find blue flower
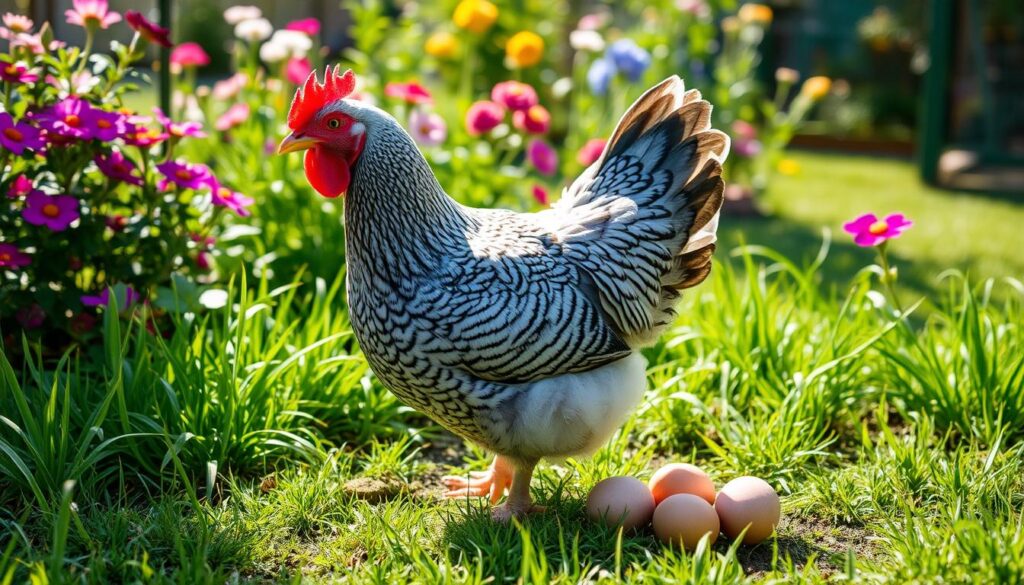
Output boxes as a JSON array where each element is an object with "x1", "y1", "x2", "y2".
[
  {"x1": 587, "y1": 57, "x2": 615, "y2": 96},
  {"x1": 607, "y1": 39, "x2": 651, "y2": 82}
]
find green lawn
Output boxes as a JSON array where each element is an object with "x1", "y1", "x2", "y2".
[{"x1": 2, "y1": 154, "x2": 1023, "y2": 583}]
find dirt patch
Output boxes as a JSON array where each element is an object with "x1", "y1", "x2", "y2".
[
  {"x1": 343, "y1": 476, "x2": 404, "y2": 504},
  {"x1": 735, "y1": 515, "x2": 879, "y2": 578}
]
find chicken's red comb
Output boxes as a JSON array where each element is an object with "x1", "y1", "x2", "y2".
[{"x1": 287, "y1": 66, "x2": 356, "y2": 131}]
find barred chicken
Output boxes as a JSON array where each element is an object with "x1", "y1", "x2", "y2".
[{"x1": 278, "y1": 67, "x2": 728, "y2": 520}]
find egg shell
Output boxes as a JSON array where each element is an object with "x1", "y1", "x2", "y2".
[
  {"x1": 586, "y1": 476, "x2": 655, "y2": 531},
  {"x1": 648, "y1": 463, "x2": 716, "y2": 505},
  {"x1": 652, "y1": 493, "x2": 720, "y2": 550},
  {"x1": 714, "y1": 476, "x2": 781, "y2": 544}
]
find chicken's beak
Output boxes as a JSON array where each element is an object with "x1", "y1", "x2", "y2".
[{"x1": 277, "y1": 132, "x2": 322, "y2": 155}]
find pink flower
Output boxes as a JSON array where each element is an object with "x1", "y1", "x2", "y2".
[
  {"x1": 385, "y1": 82, "x2": 432, "y2": 105},
  {"x1": 22, "y1": 191, "x2": 80, "y2": 231},
  {"x1": 95, "y1": 150, "x2": 143, "y2": 185},
  {"x1": 210, "y1": 183, "x2": 254, "y2": 217},
  {"x1": 465, "y1": 101, "x2": 505, "y2": 136},
  {"x1": 843, "y1": 213, "x2": 913, "y2": 247},
  {"x1": 36, "y1": 97, "x2": 98, "y2": 140},
  {"x1": 0, "y1": 243, "x2": 31, "y2": 269},
  {"x1": 512, "y1": 104, "x2": 551, "y2": 135},
  {"x1": 0, "y1": 13, "x2": 33, "y2": 39},
  {"x1": 215, "y1": 103, "x2": 250, "y2": 132},
  {"x1": 7, "y1": 175, "x2": 32, "y2": 199},
  {"x1": 213, "y1": 73, "x2": 248, "y2": 100},
  {"x1": 577, "y1": 138, "x2": 606, "y2": 166},
  {"x1": 285, "y1": 56, "x2": 312, "y2": 85},
  {"x1": 196, "y1": 251, "x2": 212, "y2": 271},
  {"x1": 157, "y1": 159, "x2": 213, "y2": 190},
  {"x1": 577, "y1": 13, "x2": 609, "y2": 30},
  {"x1": 15, "y1": 304, "x2": 45, "y2": 329},
  {"x1": 10, "y1": 31, "x2": 64, "y2": 54},
  {"x1": 734, "y1": 138, "x2": 762, "y2": 158},
  {"x1": 0, "y1": 59, "x2": 38, "y2": 84},
  {"x1": 532, "y1": 185, "x2": 549, "y2": 205},
  {"x1": 125, "y1": 10, "x2": 172, "y2": 48},
  {"x1": 732, "y1": 120, "x2": 757, "y2": 141},
  {"x1": 65, "y1": 0, "x2": 121, "y2": 29},
  {"x1": 81, "y1": 286, "x2": 140, "y2": 309},
  {"x1": 170, "y1": 42, "x2": 210, "y2": 71},
  {"x1": 286, "y1": 17, "x2": 320, "y2": 36},
  {"x1": 408, "y1": 109, "x2": 447, "y2": 147},
  {"x1": 527, "y1": 139, "x2": 558, "y2": 176},
  {"x1": 122, "y1": 125, "x2": 168, "y2": 147},
  {"x1": 491, "y1": 81, "x2": 539, "y2": 111},
  {"x1": 0, "y1": 113, "x2": 44, "y2": 154},
  {"x1": 155, "y1": 108, "x2": 206, "y2": 139}
]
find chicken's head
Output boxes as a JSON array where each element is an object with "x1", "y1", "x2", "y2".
[{"x1": 278, "y1": 66, "x2": 365, "y2": 198}]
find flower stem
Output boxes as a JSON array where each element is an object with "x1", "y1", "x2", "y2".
[{"x1": 876, "y1": 242, "x2": 905, "y2": 316}]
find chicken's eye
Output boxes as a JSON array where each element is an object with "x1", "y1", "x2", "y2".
[{"x1": 327, "y1": 118, "x2": 341, "y2": 129}]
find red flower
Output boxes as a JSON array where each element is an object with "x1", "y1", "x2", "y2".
[
  {"x1": 532, "y1": 185, "x2": 549, "y2": 205},
  {"x1": 384, "y1": 81, "x2": 432, "y2": 104},
  {"x1": 125, "y1": 10, "x2": 172, "y2": 47},
  {"x1": 577, "y1": 138, "x2": 606, "y2": 166},
  {"x1": 512, "y1": 104, "x2": 551, "y2": 135}
]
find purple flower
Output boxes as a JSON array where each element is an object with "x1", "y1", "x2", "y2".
[
  {"x1": 607, "y1": 39, "x2": 651, "y2": 82},
  {"x1": 22, "y1": 191, "x2": 80, "y2": 231},
  {"x1": 587, "y1": 57, "x2": 614, "y2": 96},
  {"x1": 527, "y1": 139, "x2": 558, "y2": 176},
  {"x1": 91, "y1": 110, "x2": 129, "y2": 141},
  {"x1": 157, "y1": 159, "x2": 213, "y2": 190},
  {"x1": 95, "y1": 150, "x2": 143, "y2": 185},
  {"x1": 408, "y1": 109, "x2": 447, "y2": 147},
  {"x1": 81, "y1": 286, "x2": 140, "y2": 309},
  {"x1": 36, "y1": 97, "x2": 97, "y2": 140},
  {"x1": 843, "y1": 213, "x2": 913, "y2": 247},
  {"x1": 0, "y1": 112, "x2": 44, "y2": 154},
  {"x1": 0, "y1": 243, "x2": 31, "y2": 269},
  {"x1": 155, "y1": 108, "x2": 206, "y2": 139},
  {"x1": 210, "y1": 183, "x2": 254, "y2": 217}
]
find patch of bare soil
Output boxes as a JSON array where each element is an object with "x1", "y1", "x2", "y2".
[{"x1": 735, "y1": 515, "x2": 880, "y2": 578}]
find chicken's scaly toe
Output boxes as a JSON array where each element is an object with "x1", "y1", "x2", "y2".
[{"x1": 442, "y1": 455, "x2": 513, "y2": 504}]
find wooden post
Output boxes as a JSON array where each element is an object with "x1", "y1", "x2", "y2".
[
  {"x1": 158, "y1": 0, "x2": 171, "y2": 115},
  {"x1": 918, "y1": 0, "x2": 954, "y2": 185}
]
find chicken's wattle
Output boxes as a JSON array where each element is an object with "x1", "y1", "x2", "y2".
[{"x1": 304, "y1": 147, "x2": 350, "y2": 198}]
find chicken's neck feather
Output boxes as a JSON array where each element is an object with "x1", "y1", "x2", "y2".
[{"x1": 344, "y1": 120, "x2": 471, "y2": 284}]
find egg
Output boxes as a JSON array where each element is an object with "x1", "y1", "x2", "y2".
[
  {"x1": 648, "y1": 463, "x2": 716, "y2": 505},
  {"x1": 652, "y1": 493, "x2": 720, "y2": 550},
  {"x1": 714, "y1": 476, "x2": 781, "y2": 544},
  {"x1": 586, "y1": 476, "x2": 655, "y2": 531}
]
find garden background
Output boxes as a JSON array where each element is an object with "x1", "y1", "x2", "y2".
[{"x1": 1, "y1": 0, "x2": 1023, "y2": 583}]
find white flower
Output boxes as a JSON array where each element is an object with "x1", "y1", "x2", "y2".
[
  {"x1": 259, "y1": 39, "x2": 289, "y2": 63},
  {"x1": 234, "y1": 18, "x2": 272, "y2": 43},
  {"x1": 268, "y1": 30, "x2": 312, "y2": 57},
  {"x1": 570, "y1": 30, "x2": 605, "y2": 52},
  {"x1": 224, "y1": 5, "x2": 261, "y2": 25}
]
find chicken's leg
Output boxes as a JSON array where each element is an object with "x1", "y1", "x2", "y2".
[
  {"x1": 442, "y1": 455, "x2": 513, "y2": 504},
  {"x1": 490, "y1": 457, "x2": 544, "y2": 522}
]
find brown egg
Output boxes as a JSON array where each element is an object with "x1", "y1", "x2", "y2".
[
  {"x1": 652, "y1": 493, "x2": 720, "y2": 550},
  {"x1": 648, "y1": 463, "x2": 716, "y2": 505},
  {"x1": 586, "y1": 476, "x2": 655, "y2": 531},
  {"x1": 714, "y1": 476, "x2": 781, "y2": 544}
]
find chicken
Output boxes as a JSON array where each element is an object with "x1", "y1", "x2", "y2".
[{"x1": 278, "y1": 67, "x2": 727, "y2": 520}]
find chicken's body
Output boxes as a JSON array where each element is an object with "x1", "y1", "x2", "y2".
[{"x1": 280, "y1": 73, "x2": 727, "y2": 519}]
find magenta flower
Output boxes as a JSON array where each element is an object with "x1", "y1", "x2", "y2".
[
  {"x1": 36, "y1": 97, "x2": 98, "y2": 140},
  {"x1": 577, "y1": 138, "x2": 607, "y2": 166},
  {"x1": 733, "y1": 138, "x2": 762, "y2": 158},
  {"x1": 122, "y1": 125, "x2": 168, "y2": 147},
  {"x1": 285, "y1": 56, "x2": 312, "y2": 85},
  {"x1": 7, "y1": 175, "x2": 32, "y2": 199},
  {"x1": 0, "y1": 113, "x2": 44, "y2": 154},
  {"x1": 210, "y1": 182, "x2": 254, "y2": 217},
  {"x1": 95, "y1": 150, "x2": 143, "y2": 186},
  {"x1": 286, "y1": 17, "x2": 321, "y2": 36},
  {"x1": 65, "y1": 0, "x2": 121, "y2": 29},
  {"x1": 92, "y1": 109, "x2": 129, "y2": 141},
  {"x1": 170, "y1": 42, "x2": 210, "y2": 70},
  {"x1": 843, "y1": 213, "x2": 913, "y2": 247},
  {"x1": 384, "y1": 82, "x2": 432, "y2": 105},
  {"x1": 125, "y1": 10, "x2": 172, "y2": 48},
  {"x1": 157, "y1": 159, "x2": 213, "y2": 190},
  {"x1": 0, "y1": 59, "x2": 38, "y2": 84},
  {"x1": 491, "y1": 81, "x2": 539, "y2": 111},
  {"x1": 81, "y1": 286, "x2": 140, "y2": 309},
  {"x1": 215, "y1": 103, "x2": 250, "y2": 132},
  {"x1": 465, "y1": 101, "x2": 505, "y2": 136},
  {"x1": 22, "y1": 191, "x2": 80, "y2": 231},
  {"x1": 0, "y1": 243, "x2": 31, "y2": 269},
  {"x1": 15, "y1": 304, "x2": 45, "y2": 329},
  {"x1": 512, "y1": 104, "x2": 551, "y2": 135},
  {"x1": 527, "y1": 139, "x2": 558, "y2": 176},
  {"x1": 408, "y1": 109, "x2": 447, "y2": 147},
  {"x1": 732, "y1": 120, "x2": 757, "y2": 141},
  {"x1": 532, "y1": 185, "x2": 549, "y2": 205},
  {"x1": 155, "y1": 108, "x2": 206, "y2": 139}
]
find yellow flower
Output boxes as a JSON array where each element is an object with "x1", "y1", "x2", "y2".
[
  {"x1": 738, "y1": 3, "x2": 773, "y2": 25},
  {"x1": 801, "y1": 76, "x2": 832, "y2": 100},
  {"x1": 777, "y1": 158, "x2": 800, "y2": 176},
  {"x1": 425, "y1": 31, "x2": 458, "y2": 58},
  {"x1": 505, "y1": 31, "x2": 544, "y2": 68},
  {"x1": 453, "y1": 0, "x2": 498, "y2": 34}
]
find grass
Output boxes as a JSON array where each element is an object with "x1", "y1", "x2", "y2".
[{"x1": 2, "y1": 153, "x2": 1024, "y2": 583}]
